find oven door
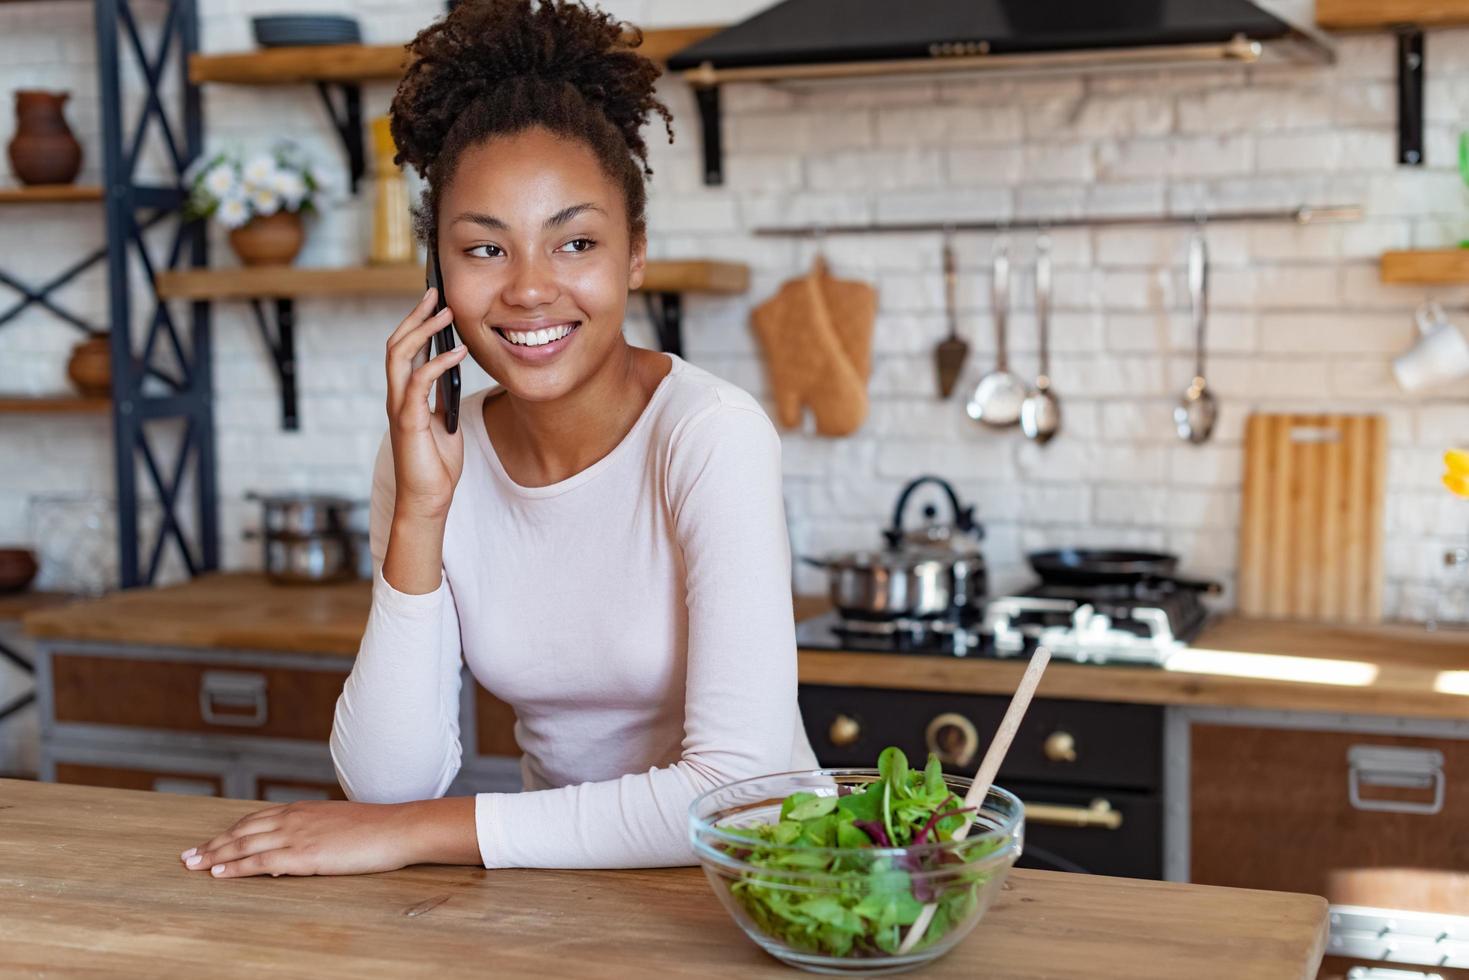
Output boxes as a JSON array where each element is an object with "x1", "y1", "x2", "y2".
[{"x1": 1006, "y1": 781, "x2": 1162, "y2": 879}]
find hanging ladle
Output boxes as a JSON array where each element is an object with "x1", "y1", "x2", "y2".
[
  {"x1": 897, "y1": 646, "x2": 1052, "y2": 955},
  {"x1": 1173, "y1": 230, "x2": 1217, "y2": 444},
  {"x1": 965, "y1": 239, "x2": 1027, "y2": 427},
  {"x1": 1020, "y1": 234, "x2": 1061, "y2": 444}
]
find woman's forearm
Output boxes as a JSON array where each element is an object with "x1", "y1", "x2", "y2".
[
  {"x1": 398, "y1": 796, "x2": 481, "y2": 866},
  {"x1": 382, "y1": 510, "x2": 448, "y2": 595}
]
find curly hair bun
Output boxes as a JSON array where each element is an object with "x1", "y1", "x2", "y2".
[{"x1": 390, "y1": 0, "x2": 673, "y2": 183}]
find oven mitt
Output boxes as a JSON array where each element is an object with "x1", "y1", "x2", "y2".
[{"x1": 750, "y1": 256, "x2": 876, "y2": 437}]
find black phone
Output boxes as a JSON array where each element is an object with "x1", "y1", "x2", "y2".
[{"x1": 425, "y1": 244, "x2": 461, "y2": 434}]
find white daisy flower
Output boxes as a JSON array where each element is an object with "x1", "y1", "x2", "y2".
[
  {"x1": 271, "y1": 170, "x2": 307, "y2": 209},
  {"x1": 242, "y1": 155, "x2": 277, "y2": 186},
  {"x1": 216, "y1": 196, "x2": 250, "y2": 229},
  {"x1": 203, "y1": 164, "x2": 237, "y2": 198},
  {"x1": 249, "y1": 186, "x2": 281, "y2": 216}
]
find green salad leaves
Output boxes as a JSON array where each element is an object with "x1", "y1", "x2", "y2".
[{"x1": 717, "y1": 747, "x2": 1008, "y2": 959}]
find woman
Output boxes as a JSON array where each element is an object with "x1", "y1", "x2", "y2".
[{"x1": 179, "y1": 0, "x2": 816, "y2": 879}]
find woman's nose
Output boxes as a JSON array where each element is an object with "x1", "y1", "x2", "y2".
[{"x1": 501, "y1": 255, "x2": 559, "y2": 309}]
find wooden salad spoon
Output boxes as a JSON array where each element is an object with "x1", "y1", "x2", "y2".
[{"x1": 897, "y1": 645, "x2": 1052, "y2": 955}]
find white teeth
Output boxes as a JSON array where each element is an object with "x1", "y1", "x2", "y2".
[{"x1": 504, "y1": 324, "x2": 574, "y2": 347}]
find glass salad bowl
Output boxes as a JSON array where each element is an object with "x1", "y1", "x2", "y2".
[{"x1": 689, "y1": 768, "x2": 1023, "y2": 976}]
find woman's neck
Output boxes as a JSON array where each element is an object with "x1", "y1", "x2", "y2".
[{"x1": 485, "y1": 342, "x2": 670, "y2": 488}]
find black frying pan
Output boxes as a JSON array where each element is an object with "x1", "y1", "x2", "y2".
[{"x1": 1028, "y1": 549, "x2": 1218, "y2": 593}]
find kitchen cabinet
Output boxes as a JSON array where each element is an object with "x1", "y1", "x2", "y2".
[
  {"x1": 33, "y1": 641, "x2": 522, "y2": 802},
  {"x1": 1184, "y1": 710, "x2": 1469, "y2": 975}
]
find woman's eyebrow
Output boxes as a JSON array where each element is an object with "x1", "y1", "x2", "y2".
[{"x1": 453, "y1": 203, "x2": 606, "y2": 231}]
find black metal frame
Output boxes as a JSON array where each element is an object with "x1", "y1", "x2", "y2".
[
  {"x1": 315, "y1": 82, "x2": 366, "y2": 193},
  {"x1": 0, "y1": 639, "x2": 35, "y2": 726},
  {"x1": 96, "y1": 0, "x2": 217, "y2": 588},
  {"x1": 1396, "y1": 28, "x2": 1425, "y2": 167},
  {"x1": 641, "y1": 292, "x2": 685, "y2": 357},
  {"x1": 249, "y1": 299, "x2": 298, "y2": 430},
  {"x1": 693, "y1": 86, "x2": 724, "y2": 186}
]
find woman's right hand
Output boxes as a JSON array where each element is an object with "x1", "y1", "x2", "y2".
[{"x1": 385, "y1": 287, "x2": 470, "y2": 523}]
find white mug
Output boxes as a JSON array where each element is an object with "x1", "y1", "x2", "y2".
[{"x1": 1393, "y1": 301, "x2": 1469, "y2": 392}]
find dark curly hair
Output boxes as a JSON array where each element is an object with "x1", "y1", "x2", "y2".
[{"x1": 389, "y1": 0, "x2": 674, "y2": 247}]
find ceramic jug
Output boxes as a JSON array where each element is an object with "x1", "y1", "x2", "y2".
[{"x1": 8, "y1": 90, "x2": 83, "y2": 186}]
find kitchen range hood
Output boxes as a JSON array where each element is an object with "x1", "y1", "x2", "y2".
[{"x1": 665, "y1": 0, "x2": 1334, "y2": 184}]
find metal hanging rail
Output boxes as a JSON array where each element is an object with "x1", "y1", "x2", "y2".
[{"x1": 752, "y1": 205, "x2": 1362, "y2": 238}]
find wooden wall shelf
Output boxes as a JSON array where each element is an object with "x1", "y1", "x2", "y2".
[
  {"x1": 1316, "y1": 0, "x2": 1469, "y2": 29},
  {"x1": 189, "y1": 26, "x2": 720, "y2": 85},
  {"x1": 0, "y1": 185, "x2": 103, "y2": 204},
  {"x1": 155, "y1": 260, "x2": 749, "y2": 301},
  {"x1": 154, "y1": 259, "x2": 746, "y2": 432},
  {"x1": 0, "y1": 396, "x2": 110, "y2": 415},
  {"x1": 1379, "y1": 248, "x2": 1469, "y2": 284}
]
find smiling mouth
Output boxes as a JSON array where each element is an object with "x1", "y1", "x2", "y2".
[{"x1": 493, "y1": 322, "x2": 581, "y2": 348}]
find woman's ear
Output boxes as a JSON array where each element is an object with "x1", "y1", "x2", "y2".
[{"x1": 627, "y1": 234, "x2": 647, "y2": 292}]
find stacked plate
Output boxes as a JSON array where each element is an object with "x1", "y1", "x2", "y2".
[{"x1": 251, "y1": 15, "x2": 362, "y2": 48}]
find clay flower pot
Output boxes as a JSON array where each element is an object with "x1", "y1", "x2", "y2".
[
  {"x1": 229, "y1": 210, "x2": 304, "y2": 266},
  {"x1": 67, "y1": 334, "x2": 111, "y2": 398},
  {"x1": 8, "y1": 90, "x2": 83, "y2": 186}
]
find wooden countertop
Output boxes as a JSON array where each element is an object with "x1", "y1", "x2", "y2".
[
  {"x1": 22, "y1": 573, "x2": 1469, "y2": 719},
  {"x1": 0, "y1": 779, "x2": 1327, "y2": 979}
]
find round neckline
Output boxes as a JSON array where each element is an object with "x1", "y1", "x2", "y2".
[{"x1": 470, "y1": 353, "x2": 681, "y2": 499}]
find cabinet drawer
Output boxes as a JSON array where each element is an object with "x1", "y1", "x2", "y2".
[
  {"x1": 253, "y1": 776, "x2": 348, "y2": 803},
  {"x1": 801, "y1": 685, "x2": 1162, "y2": 791},
  {"x1": 474, "y1": 685, "x2": 520, "y2": 758},
  {"x1": 50, "y1": 653, "x2": 345, "y2": 741},
  {"x1": 54, "y1": 761, "x2": 224, "y2": 797},
  {"x1": 1191, "y1": 724, "x2": 1469, "y2": 915}
]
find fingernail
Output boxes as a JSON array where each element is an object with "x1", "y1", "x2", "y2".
[
  {"x1": 181, "y1": 848, "x2": 196, "y2": 860},
  {"x1": 211, "y1": 865, "x2": 225, "y2": 876},
  {"x1": 186, "y1": 855, "x2": 202, "y2": 868},
  {"x1": 453, "y1": 344, "x2": 466, "y2": 354}
]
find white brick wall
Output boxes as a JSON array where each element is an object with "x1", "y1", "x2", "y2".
[{"x1": 1, "y1": 0, "x2": 1467, "y2": 618}]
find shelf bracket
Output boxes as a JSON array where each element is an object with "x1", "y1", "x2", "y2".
[
  {"x1": 642, "y1": 292, "x2": 684, "y2": 357},
  {"x1": 315, "y1": 81, "x2": 366, "y2": 193},
  {"x1": 249, "y1": 298, "x2": 299, "y2": 431},
  {"x1": 1397, "y1": 28, "x2": 1425, "y2": 166},
  {"x1": 693, "y1": 85, "x2": 724, "y2": 186}
]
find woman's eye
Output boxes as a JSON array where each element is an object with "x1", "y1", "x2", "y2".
[
  {"x1": 559, "y1": 237, "x2": 596, "y2": 254},
  {"x1": 466, "y1": 244, "x2": 503, "y2": 258}
]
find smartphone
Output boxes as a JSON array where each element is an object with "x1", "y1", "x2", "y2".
[{"x1": 425, "y1": 244, "x2": 461, "y2": 434}]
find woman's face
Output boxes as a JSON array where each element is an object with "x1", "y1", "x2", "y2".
[{"x1": 436, "y1": 126, "x2": 645, "y2": 401}]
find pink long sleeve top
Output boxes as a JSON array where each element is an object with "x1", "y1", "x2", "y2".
[{"x1": 329, "y1": 354, "x2": 819, "y2": 868}]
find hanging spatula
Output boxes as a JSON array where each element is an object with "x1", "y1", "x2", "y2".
[{"x1": 934, "y1": 235, "x2": 968, "y2": 399}]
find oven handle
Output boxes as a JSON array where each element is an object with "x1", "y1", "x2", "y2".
[{"x1": 1023, "y1": 798, "x2": 1124, "y2": 830}]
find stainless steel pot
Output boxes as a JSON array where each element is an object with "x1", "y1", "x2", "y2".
[
  {"x1": 247, "y1": 529, "x2": 365, "y2": 585},
  {"x1": 803, "y1": 547, "x2": 985, "y2": 620},
  {"x1": 247, "y1": 491, "x2": 361, "y2": 536}
]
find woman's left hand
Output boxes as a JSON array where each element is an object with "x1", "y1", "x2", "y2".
[{"x1": 180, "y1": 800, "x2": 414, "y2": 879}]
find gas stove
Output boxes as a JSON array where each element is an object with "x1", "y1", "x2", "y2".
[{"x1": 796, "y1": 581, "x2": 1210, "y2": 667}]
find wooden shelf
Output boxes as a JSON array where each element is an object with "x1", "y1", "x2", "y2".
[
  {"x1": 0, "y1": 396, "x2": 110, "y2": 415},
  {"x1": 190, "y1": 26, "x2": 721, "y2": 85},
  {"x1": 1380, "y1": 248, "x2": 1469, "y2": 284},
  {"x1": 154, "y1": 260, "x2": 749, "y2": 301},
  {"x1": 1316, "y1": 0, "x2": 1469, "y2": 29},
  {"x1": 0, "y1": 185, "x2": 103, "y2": 204}
]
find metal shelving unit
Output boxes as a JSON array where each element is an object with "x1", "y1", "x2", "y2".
[{"x1": 0, "y1": 0, "x2": 215, "y2": 588}]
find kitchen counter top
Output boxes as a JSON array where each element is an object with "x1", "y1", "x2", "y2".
[
  {"x1": 0, "y1": 778, "x2": 1327, "y2": 979},
  {"x1": 22, "y1": 573, "x2": 1469, "y2": 719}
]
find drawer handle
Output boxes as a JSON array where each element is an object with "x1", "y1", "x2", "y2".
[
  {"x1": 1024, "y1": 798, "x2": 1123, "y2": 830},
  {"x1": 828, "y1": 714, "x2": 861, "y2": 748},
  {"x1": 1348, "y1": 745, "x2": 1444, "y2": 816},
  {"x1": 199, "y1": 670, "x2": 269, "y2": 728}
]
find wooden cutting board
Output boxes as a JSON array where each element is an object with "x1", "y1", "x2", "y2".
[{"x1": 1237, "y1": 413, "x2": 1387, "y2": 623}]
